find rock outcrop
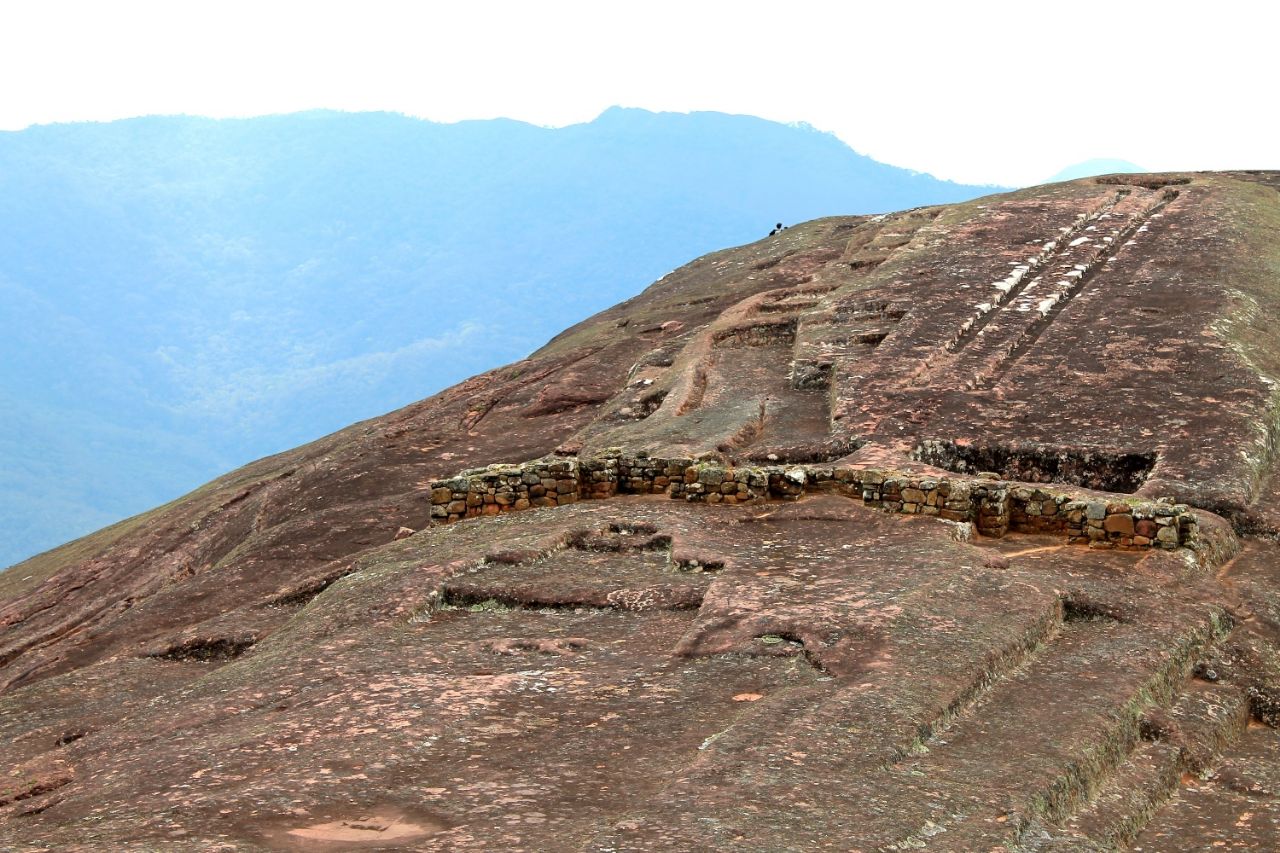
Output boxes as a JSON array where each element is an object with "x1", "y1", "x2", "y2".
[{"x1": 4, "y1": 172, "x2": 1280, "y2": 850}]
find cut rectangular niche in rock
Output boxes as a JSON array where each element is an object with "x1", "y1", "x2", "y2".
[
  {"x1": 634, "y1": 388, "x2": 668, "y2": 418},
  {"x1": 835, "y1": 299, "x2": 909, "y2": 322},
  {"x1": 711, "y1": 318, "x2": 797, "y2": 348},
  {"x1": 913, "y1": 439, "x2": 1156, "y2": 494},
  {"x1": 147, "y1": 636, "x2": 257, "y2": 662},
  {"x1": 1061, "y1": 596, "x2": 1126, "y2": 624},
  {"x1": 790, "y1": 359, "x2": 832, "y2": 390}
]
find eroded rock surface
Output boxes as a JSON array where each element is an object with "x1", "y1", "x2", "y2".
[{"x1": 4, "y1": 172, "x2": 1280, "y2": 850}]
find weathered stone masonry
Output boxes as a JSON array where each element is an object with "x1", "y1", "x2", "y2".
[{"x1": 428, "y1": 453, "x2": 1216, "y2": 553}]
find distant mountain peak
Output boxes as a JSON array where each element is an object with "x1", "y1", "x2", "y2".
[
  {"x1": 0, "y1": 109, "x2": 997, "y2": 567},
  {"x1": 5, "y1": 172, "x2": 1280, "y2": 849},
  {"x1": 1048, "y1": 158, "x2": 1146, "y2": 183}
]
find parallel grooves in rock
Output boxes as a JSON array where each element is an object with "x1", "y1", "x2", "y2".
[
  {"x1": 976, "y1": 190, "x2": 1179, "y2": 390},
  {"x1": 941, "y1": 190, "x2": 1128, "y2": 359},
  {"x1": 887, "y1": 595, "x2": 1067, "y2": 764},
  {"x1": 1006, "y1": 609, "x2": 1235, "y2": 845},
  {"x1": 883, "y1": 606, "x2": 1233, "y2": 851},
  {"x1": 1064, "y1": 681, "x2": 1250, "y2": 848}
]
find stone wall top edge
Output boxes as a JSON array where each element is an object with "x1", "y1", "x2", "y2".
[{"x1": 427, "y1": 454, "x2": 1195, "y2": 517}]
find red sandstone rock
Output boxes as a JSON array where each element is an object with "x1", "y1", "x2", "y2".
[
  {"x1": 1104, "y1": 514, "x2": 1136, "y2": 536},
  {"x1": 3, "y1": 172, "x2": 1280, "y2": 850}
]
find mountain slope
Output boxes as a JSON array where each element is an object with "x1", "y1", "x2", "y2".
[
  {"x1": 0, "y1": 108, "x2": 996, "y2": 568},
  {"x1": 3, "y1": 172, "x2": 1280, "y2": 850}
]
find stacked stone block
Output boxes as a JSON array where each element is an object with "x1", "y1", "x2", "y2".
[
  {"x1": 1061, "y1": 499, "x2": 1195, "y2": 549},
  {"x1": 427, "y1": 454, "x2": 1203, "y2": 551},
  {"x1": 669, "y1": 464, "x2": 770, "y2": 504},
  {"x1": 429, "y1": 459, "x2": 580, "y2": 522},
  {"x1": 829, "y1": 469, "x2": 979, "y2": 523},
  {"x1": 614, "y1": 455, "x2": 691, "y2": 497}
]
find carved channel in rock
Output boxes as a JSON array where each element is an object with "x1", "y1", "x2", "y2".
[
  {"x1": 1049, "y1": 608, "x2": 1241, "y2": 845},
  {"x1": 942, "y1": 191, "x2": 1128, "y2": 360},
  {"x1": 973, "y1": 190, "x2": 1181, "y2": 390},
  {"x1": 675, "y1": 366, "x2": 709, "y2": 415},
  {"x1": 890, "y1": 594, "x2": 1091, "y2": 765}
]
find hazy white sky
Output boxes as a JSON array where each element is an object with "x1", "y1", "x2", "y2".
[{"x1": 2, "y1": 1, "x2": 1275, "y2": 185}]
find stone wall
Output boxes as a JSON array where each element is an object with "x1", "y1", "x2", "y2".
[
  {"x1": 427, "y1": 454, "x2": 1207, "y2": 552},
  {"x1": 428, "y1": 459, "x2": 581, "y2": 520},
  {"x1": 429, "y1": 454, "x2": 694, "y2": 522}
]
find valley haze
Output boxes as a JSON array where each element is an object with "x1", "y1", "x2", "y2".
[
  {"x1": 0, "y1": 107, "x2": 997, "y2": 568},
  {"x1": 3, "y1": 170, "x2": 1280, "y2": 849}
]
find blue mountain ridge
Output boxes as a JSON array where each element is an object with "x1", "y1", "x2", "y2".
[{"x1": 0, "y1": 107, "x2": 1001, "y2": 567}]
